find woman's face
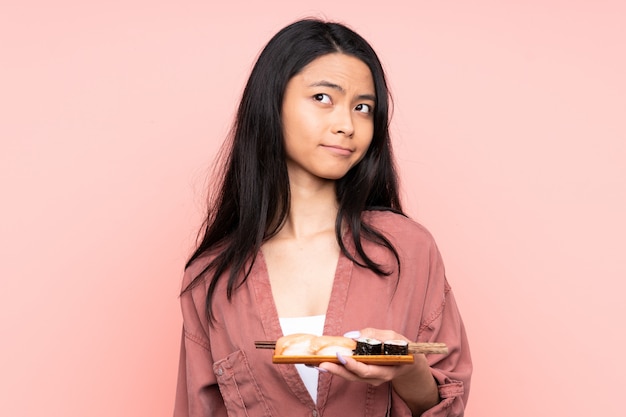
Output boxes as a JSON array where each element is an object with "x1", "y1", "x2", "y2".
[{"x1": 281, "y1": 53, "x2": 375, "y2": 185}]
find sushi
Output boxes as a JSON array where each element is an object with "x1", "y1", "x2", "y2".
[
  {"x1": 383, "y1": 339, "x2": 409, "y2": 355},
  {"x1": 354, "y1": 337, "x2": 383, "y2": 355}
]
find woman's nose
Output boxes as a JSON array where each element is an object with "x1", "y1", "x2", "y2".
[{"x1": 331, "y1": 107, "x2": 355, "y2": 137}]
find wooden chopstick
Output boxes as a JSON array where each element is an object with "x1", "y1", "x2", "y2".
[
  {"x1": 255, "y1": 341, "x2": 278, "y2": 349},
  {"x1": 407, "y1": 342, "x2": 448, "y2": 355},
  {"x1": 254, "y1": 341, "x2": 448, "y2": 355}
]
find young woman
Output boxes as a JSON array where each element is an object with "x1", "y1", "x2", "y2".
[{"x1": 174, "y1": 19, "x2": 472, "y2": 417}]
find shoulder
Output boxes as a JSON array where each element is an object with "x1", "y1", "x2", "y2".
[
  {"x1": 363, "y1": 209, "x2": 438, "y2": 248},
  {"x1": 181, "y1": 244, "x2": 253, "y2": 291},
  {"x1": 181, "y1": 251, "x2": 218, "y2": 290}
]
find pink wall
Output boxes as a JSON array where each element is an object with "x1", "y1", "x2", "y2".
[{"x1": 1, "y1": 1, "x2": 624, "y2": 416}]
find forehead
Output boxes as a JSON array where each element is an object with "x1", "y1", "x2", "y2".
[{"x1": 293, "y1": 53, "x2": 375, "y2": 92}]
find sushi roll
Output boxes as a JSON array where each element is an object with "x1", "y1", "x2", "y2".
[
  {"x1": 354, "y1": 337, "x2": 383, "y2": 355},
  {"x1": 383, "y1": 339, "x2": 409, "y2": 355}
]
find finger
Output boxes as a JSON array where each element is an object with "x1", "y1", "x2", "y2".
[
  {"x1": 338, "y1": 353, "x2": 378, "y2": 378},
  {"x1": 343, "y1": 330, "x2": 361, "y2": 339},
  {"x1": 317, "y1": 361, "x2": 362, "y2": 382},
  {"x1": 336, "y1": 353, "x2": 397, "y2": 385},
  {"x1": 358, "y1": 328, "x2": 408, "y2": 342},
  {"x1": 318, "y1": 355, "x2": 381, "y2": 381},
  {"x1": 304, "y1": 364, "x2": 329, "y2": 373},
  {"x1": 320, "y1": 363, "x2": 386, "y2": 385}
]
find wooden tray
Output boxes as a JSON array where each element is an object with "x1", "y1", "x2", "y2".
[{"x1": 272, "y1": 354, "x2": 415, "y2": 365}]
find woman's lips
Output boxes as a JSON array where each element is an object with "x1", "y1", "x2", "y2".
[{"x1": 321, "y1": 144, "x2": 353, "y2": 156}]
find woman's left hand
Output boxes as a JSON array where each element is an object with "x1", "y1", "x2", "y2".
[
  {"x1": 317, "y1": 328, "x2": 440, "y2": 415},
  {"x1": 317, "y1": 328, "x2": 415, "y2": 386}
]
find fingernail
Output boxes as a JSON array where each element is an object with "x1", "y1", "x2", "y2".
[
  {"x1": 336, "y1": 352, "x2": 347, "y2": 365},
  {"x1": 305, "y1": 365, "x2": 328, "y2": 373},
  {"x1": 343, "y1": 330, "x2": 361, "y2": 339}
]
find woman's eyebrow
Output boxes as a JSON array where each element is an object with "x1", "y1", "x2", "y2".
[{"x1": 308, "y1": 80, "x2": 376, "y2": 101}]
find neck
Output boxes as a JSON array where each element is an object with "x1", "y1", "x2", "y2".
[{"x1": 279, "y1": 178, "x2": 338, "y2": 240}]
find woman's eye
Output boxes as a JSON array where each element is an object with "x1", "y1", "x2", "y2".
[
  {"x1": 355, "y1": 103, "x2": 373, "y2": 114},
  {"x1": 313, "y1": 93, "x2": 332, "y2": 104}
]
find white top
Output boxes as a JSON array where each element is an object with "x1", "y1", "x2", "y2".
[{"x1": 278, "y1": 315, "x2": 326, "y2": 403}]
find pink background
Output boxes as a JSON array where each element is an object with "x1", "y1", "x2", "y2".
[{"x1": 1, "y1": 1, "x2": 625, "y2": 416}]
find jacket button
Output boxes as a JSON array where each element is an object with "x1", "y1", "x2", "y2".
[
  {"x1": 312, "y1": 410, "x2": 318, "y2": 417},
  {"x1": 216, "y1": 367, "x2": 224, "y2": 376}
]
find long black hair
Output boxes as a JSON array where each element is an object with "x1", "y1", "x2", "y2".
[{"x1": 184, "y1": 18, "x2": 404, "y2": 321}]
